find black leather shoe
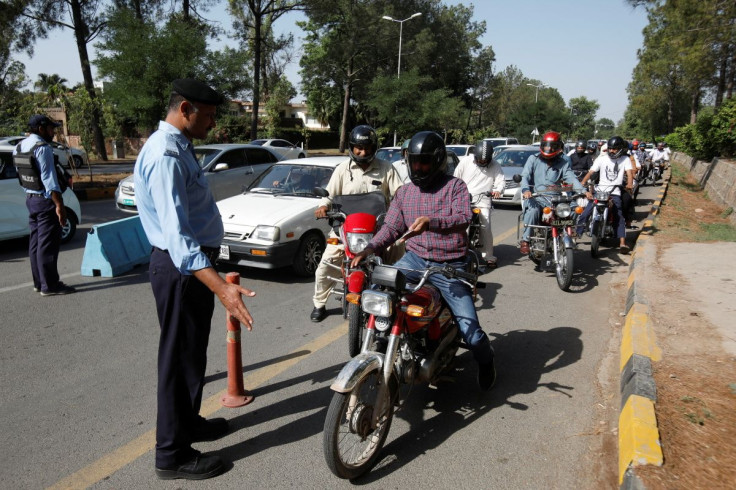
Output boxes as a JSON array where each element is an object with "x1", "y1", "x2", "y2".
[
  {"x1": 155, "y1": 453, "x2": 225, "y2": 480},
  {"x1": 478, "y1": 357, "x2": 497, "y2": 392},
  {"x1": 310, "y1": 306, "x2": 327, "y2": 322},
  {"x1": 192, "y1": 417, "x2": 229, "y2": 442}
]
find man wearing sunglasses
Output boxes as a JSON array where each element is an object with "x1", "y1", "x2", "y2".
[{"x1": 519, "y1": 131, "x2": 591, "y2": 255}]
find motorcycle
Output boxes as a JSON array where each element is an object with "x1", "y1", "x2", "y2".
[
  {"x1": 585, "y1": 186, "x2": 617, "y2": 258},
  {"x1": 516, "y1": 178, "x2": 586, "y2": 291},
  {"x1": 467, "y1": 191, "x2": 492, "y2": 275},
  {"x1": 649, "y1": 159, "x2": 664, "y2": 185},
  {"x1": 322, "y1": 257, "x2": 481, "y2": 479},
  {"x1": 318, "y1": 190, "x2": 387, "y2": 357}
]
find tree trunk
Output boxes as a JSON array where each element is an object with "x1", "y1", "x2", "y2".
[
  {"x1": 690, "y1": 89, "x2": 699, "y2": 124},
  {"x1": 183, "y1": 0, "x2": 190, "y2": 19},
  {"x1": 339, "y1": 79, "x2": 351, "y2": 153},
  {"x1": 715, "y1": 53, "x2": 727, "y2": 108},
  {"x1": 250, "y1": 12, "x2": 262, "y2": 140},
  {"x1": 70, "y1": 0, "x2": 107, "y2": 160}
]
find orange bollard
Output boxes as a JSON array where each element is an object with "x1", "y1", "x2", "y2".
[{"x1": 221, "y1": 272, "x2": 255, "y2": 408}]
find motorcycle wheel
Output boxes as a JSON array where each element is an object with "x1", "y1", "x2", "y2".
[
  {"x1": 323, "y1": 368, "x2": 397, "y2": 479},
  {"x1": 465, "y1": 250, "x2": 481, "y2": 301},
  {"x1": 590, "y1": 221, "x2": 602, "y2": 258},
  {"x1": 555, "y1": 236, "x2": 574, "y2": 291},
  {"x1": 347, "y1": 302, "x2": 366, "y2": 357}
]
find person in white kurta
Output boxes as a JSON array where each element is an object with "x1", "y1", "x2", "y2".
[{"x1": 453, "y1": 141, "x2": 505, "y2": 267}]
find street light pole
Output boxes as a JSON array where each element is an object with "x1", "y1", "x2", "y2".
[
  {"x1": 526, "y1": 82, "x2": 547, "y2": 103},
  {"x1": 383, "y1": 12, "x2": 422, "y2": 146}
]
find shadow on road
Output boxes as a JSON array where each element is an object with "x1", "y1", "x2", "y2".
[{"x1": 353, "y1": 325, "x2": 583, "y2": 483}]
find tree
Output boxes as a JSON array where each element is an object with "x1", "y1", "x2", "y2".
[
  {"x1": 14, "y1": 0, "x2": 109, "y2": 159},
  {"x1": 228, "y1": 0, "x2": 303, "y2": 140},
  {"x1": 567, "y1": 96, "x2": 599, "y2": 140},
  {"x1": 263, "y1": 75, "x2": 296, "y2": 137}
]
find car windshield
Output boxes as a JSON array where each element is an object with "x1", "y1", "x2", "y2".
[
  {"x1": 495, "y1": 149, "x2": 537, "y2": 167},
  {"x1": 447, "y1": 146, "x2": 469, "y2": 156},
  {"x1": 248, "y1": 164, "x2": 334, "y2": 197},
  {"x1": 194, "y1": 148, "x2": 221, "y2": 168},
  {"x1": 250, "y1": 140, "x2": 266, "y2": 146},
  {"x1": 376, "y1": 148, "x2": 402, "y2": 163}
]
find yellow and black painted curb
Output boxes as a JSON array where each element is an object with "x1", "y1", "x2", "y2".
[{"x1": 619, "y1": 177, "x2": 669, "y2": 489}]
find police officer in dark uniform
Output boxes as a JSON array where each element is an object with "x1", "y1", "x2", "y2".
[
  {"x1": 14, "y1": 115, "x2": 76, "y2": 296},
  {"x1": 135, "y1": 79, "x2": 256, "y2": 480}
]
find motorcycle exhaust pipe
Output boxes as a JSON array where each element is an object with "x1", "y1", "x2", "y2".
[{"x1": 417, "y1": 325, "x2": 459, "y2": 384}]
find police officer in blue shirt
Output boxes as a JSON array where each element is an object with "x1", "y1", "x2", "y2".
[
  {"x1": 135, "y1": 79, "x2": 256, "y2": 480},
  {"x1": 15, "y1": 114, "x2": 76, "y2": 296}
]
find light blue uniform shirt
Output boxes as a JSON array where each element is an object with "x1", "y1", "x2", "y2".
[
  {"x1": 14, "y1": 134, "x2": 60, "y2": 198},
  {"x1": 134, "y1": 121, "x2": 224, "y2": 274},
  {"x1": 520, "y1": 153, "x2": 584, "y2": 194}
]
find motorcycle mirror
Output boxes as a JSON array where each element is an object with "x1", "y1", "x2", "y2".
[
  {"x1": 512, "y1": 174, "x2": 522, "y2": 183},
  {"x1": 313, "y1": 187, "x2": 329, "y2": 197}
]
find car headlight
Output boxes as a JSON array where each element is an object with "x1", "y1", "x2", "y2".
[
  {"x1": 555, "y1": 203, "x2": 572, "y2": 218},
  {"x1": 346, "y1": 232, "x2": 373, "y2": 254},
  {"x1": 361, "y1": 290, "x2": 393, "y2": 318},
  {"x1": 252, "y1": 225, "x2": 280, "y2": 242}
]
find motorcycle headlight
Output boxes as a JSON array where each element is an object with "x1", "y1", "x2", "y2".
[
  {"x1": 346, "y1": 232, "x2": 373, "y2": 254},
  {"x1": 361, "y1": 290, "x2": 393, "y2": 318},
  {"x1": 555, "y1": 203, "x2": 572, "y2": 218},
  {"x1": 252, "y1": 225, "x2": 280, "y2": 242}
]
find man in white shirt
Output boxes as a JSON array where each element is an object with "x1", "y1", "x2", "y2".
[
  {"x1": 650, "y1": 142, "x2": 670, "y2": 169},
  {"x1": 453, "y1": 140, "x2": 505, "y2": 268},
  {"x1": 577, "y1": 136, "x2": 635, "y2": 254}
]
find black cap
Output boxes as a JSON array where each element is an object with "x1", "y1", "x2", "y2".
[
  {"x1": 29, "y1": 114, "x2": 62, "y2": 129},
  {"x1": 171, "y1": 78, "x2": 224, "y2": 105}
]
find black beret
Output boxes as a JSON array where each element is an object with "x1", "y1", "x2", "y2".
[{"x1": 172, "y1": 78, "x2": 225, "y2": 105}]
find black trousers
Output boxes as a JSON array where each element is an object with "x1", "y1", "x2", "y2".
[
  {"x1": 149, "y1": 248, "x2": 214, "y2": 467},
  {"x1": 26, "y1": 195, "x2": 61, "y2": 292}
]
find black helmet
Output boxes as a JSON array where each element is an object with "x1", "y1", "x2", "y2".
[
  {"x1": 586, "y1": 141, "x2": 597, "y2": 153},
  {"x1": 575, "y1": 140, "x2": 587, "y2": 154},
  {"x1": 607, "y1": 136, "x2": 627, "y2": 159},
  {"x1": 473, "y1": 140, "x2": 493, "y2": 167},
  {"x1": 407, "y1": 131, "x2": 447, "y2": 189},
  {"x1": 348, "y1": 125, "x2": 378, "y2": 165}
]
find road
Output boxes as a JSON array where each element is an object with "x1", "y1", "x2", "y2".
[{"x1": 0, "y1": 187, "x2": 661, "y2": 489}]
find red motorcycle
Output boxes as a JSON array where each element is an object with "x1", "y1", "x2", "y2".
[
  {"x1": 319, "y1": 191, "x2": 387, "y2": 357},
  {"x1": 322, "y1": 258, "x2": 481, "y2": 479}
]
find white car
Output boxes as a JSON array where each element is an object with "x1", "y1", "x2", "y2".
[
  {"x1": 492, "y1": 145, "x2": 541, "y2": 207},
  {"x1": 249, "y1": 139, "x2": 307, "y2": 159},
  {"x1": 216, "y1": 156, "x2": 342, "y2": 276},
  {"x1": 0, "y1": 149, "x2": 82, "y2": 243},
  {"x1": 115, "y1": 143, "x2": 283, "y2": 213},
  {"x1": 446, "y1": 144, "x2": 476, "y2": 158},
  {"x1": 0, "y1": 136, "x2": 89, "y2": 169}
]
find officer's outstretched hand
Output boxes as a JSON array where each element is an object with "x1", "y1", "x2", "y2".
[{"x1": 217, "y1": 282, "x2": 256, "y2": 331}]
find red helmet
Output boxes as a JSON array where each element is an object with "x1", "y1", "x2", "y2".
[
  {"x1": 539, "y1": 131, "x2": 563, "y2": 159},
  {"x1": 632, "y1": 139, "x2": 640, "y2": 149}
]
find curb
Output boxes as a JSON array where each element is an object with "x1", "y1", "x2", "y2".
[
  {"x1": 618, "y1": 174, "x2": 670, "y2": 488},
  {"x1": 74, "y1": 186, "x2": 118, "y2": 201}
]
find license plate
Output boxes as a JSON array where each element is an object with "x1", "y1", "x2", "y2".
[
  {"x1": 123, "y1": 199, "x2": 134, "y2": 205},
  {"x1": 552, "y1": 219, "x2": 574, "y2": 227},
  {"x1": 219, "y1": 244, "x2": 230, "y2": 260}
]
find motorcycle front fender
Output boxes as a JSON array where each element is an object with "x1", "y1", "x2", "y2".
[
  {"x1": 562, "y1": 234, "x2": 575, "y2": 249},
  {"x1": 330, "y1": 352, "x2": 385, "y2": 393}
]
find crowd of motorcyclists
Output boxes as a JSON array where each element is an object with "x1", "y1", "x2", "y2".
[{"x1": 308, "y1": 123, "x2": 667, "y2": 389}]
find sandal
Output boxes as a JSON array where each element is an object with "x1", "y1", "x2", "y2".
[{"x1": 620, "y1": 245, "x2": 630, "y2": 254}]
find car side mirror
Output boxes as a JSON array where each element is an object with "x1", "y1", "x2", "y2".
[
  {"x1": 213, "y1": 163, "x2": 229, "y2": 172},
  {"x1": 513, "y1": 174, "x2": 522, "y2": 183}
]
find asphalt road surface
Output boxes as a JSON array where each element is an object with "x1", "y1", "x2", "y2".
[{"x1": 0, "y1": 188, "x2": 660, "y2": 489}]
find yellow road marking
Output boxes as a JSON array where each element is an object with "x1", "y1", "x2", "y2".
[{"x1": 47, "y1": 322, "x2": 348, "y2": 490}]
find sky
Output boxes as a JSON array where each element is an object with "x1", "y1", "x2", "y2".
[{"x1": 14, "y1": 0, "x2": 649, "y2": 125}]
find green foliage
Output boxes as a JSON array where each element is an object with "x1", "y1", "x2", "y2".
[
  {"x1": 666, "y1": 99, "x2": 736, "y2": 160},
  {"x1": 66, "y1": 89, "x2": 102, "y2": 157},
  {"x1": 95, "y1": 10, "x2": 212, "y2": 133},
  {"x1": 710, "y1": 97, "x2": 736, "y2": 157},
  {"x1": 206, "y1": 113, "x2": 250, "y2": 144},
  {"x1": 263, "y1": 76, "x2": 297, "y2": 138}
]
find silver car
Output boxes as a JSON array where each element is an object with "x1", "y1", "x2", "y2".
[
  {"x1": 115, "y1": 143, "x2": 283, "y2": 213},
  {"x1": 492, "y1": 145, "x2": 540, "y2": 207}
]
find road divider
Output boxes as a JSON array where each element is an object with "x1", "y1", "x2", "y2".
[{"x1": 81, "y1": 216, "x2": 151, "y2": 277}]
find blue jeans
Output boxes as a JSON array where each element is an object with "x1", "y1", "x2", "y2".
[
  {"x1": 521, "y1": 198, "x2": 543, "y2": 241},
  {"x1": 392, "y1": 251, "x2": 493, "y2": 364},
  {"x1": 577, "y1": 194, "x2": 625, "y2": 239}
]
